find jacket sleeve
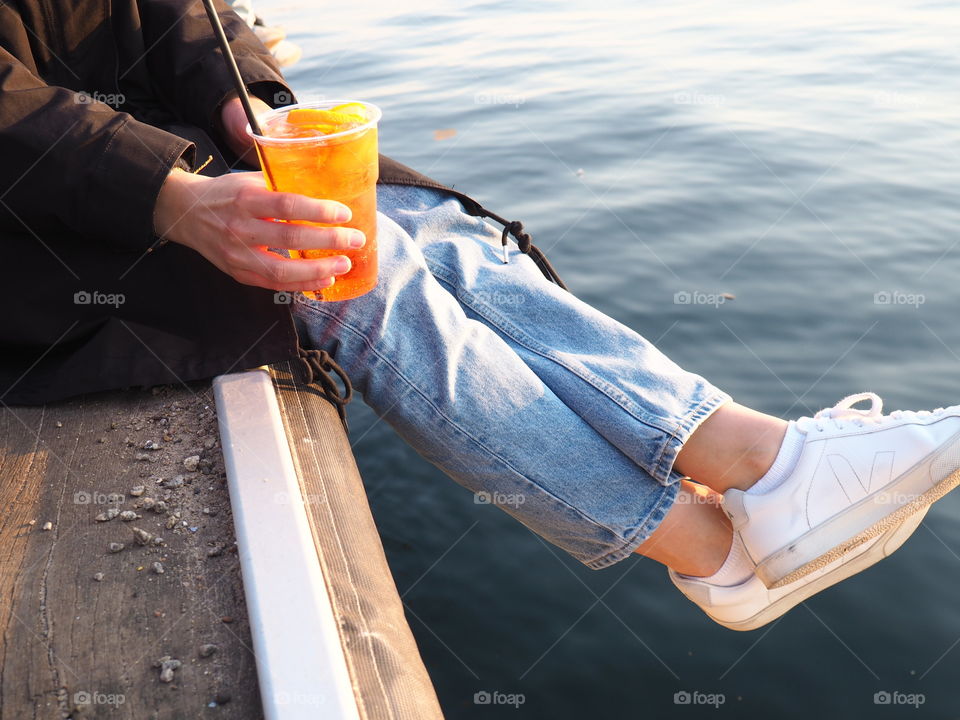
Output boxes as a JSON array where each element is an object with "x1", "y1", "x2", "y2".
[
  {"x1": 0, "y1": 46, "x2": 195, "y2": 253},
  {"x1": 139, "y1": 0, "x2": 294, "y2": 137}
]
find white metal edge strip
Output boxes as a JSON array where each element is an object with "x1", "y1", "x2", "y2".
[{"x1": 213, "y1": 369, "x2": 360, "y2": 720}]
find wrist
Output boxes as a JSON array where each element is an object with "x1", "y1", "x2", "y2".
[{"x1": 154, "y1": 168, "x2": 203, "y2": 247}]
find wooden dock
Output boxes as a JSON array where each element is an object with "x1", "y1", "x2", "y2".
[{"x1": 0, "y1": 383, "x2": 261, "y2": 719}]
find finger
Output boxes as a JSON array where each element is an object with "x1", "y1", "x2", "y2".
[
  {"x1": 233, "y1": 269, "x2": 337, "y2": 293},
  {"x1": 240, "y1": 185, "x2": 352, "y2": 224},
  {"x1": 252, "y1": 219, "x2": 365, "y2": 251},
  {"x1": 237, "y1": 247, "x2": 351, "y2": 287}
]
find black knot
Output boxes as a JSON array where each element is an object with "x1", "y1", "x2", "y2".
[
  {"x1": 501, "y1": 220, "x2": 532, "y2": 253},
  {"x1": 297, "y1": 347, "x2": 353, "y2": 430}
]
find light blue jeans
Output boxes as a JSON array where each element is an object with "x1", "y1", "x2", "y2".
[{"x1": 293, "y1": 184, "x2": 731, "y2": 569}]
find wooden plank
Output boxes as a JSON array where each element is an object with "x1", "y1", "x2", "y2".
[
  {"x1": 0, "y1": 384, "x2": 261, "y2": 720},
  {"x1": 214, "y1": 369, "x2": 361, "y2": 720},
  {"x1": 269, "y1": 361, "x2": 445, "y2": 720}
]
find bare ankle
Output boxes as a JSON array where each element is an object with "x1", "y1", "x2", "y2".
[{"x1": 674, "y1": 402, "x2": 787, "y2": 493}]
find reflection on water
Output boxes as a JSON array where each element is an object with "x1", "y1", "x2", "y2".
[{"x1": 263, "y1": 1, "x2": 960, "y2": 716}]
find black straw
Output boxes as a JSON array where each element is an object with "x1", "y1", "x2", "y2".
[{"x1": 201, "y1": 0, "x2": 276, "y2": 184}]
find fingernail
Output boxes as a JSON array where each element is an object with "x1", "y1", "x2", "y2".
[
  {"x1": 333, "y1": 256, "x2": 352, "y2": 274},
  {"x1": 335, "y1": 206, "x2": 352, "y2": 223},
  {"x1": 348, "y1": 230, "x2": 366, "y2": 248}
]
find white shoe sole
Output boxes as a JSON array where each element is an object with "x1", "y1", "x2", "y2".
[
  {"x1": 709, "y1": 508, "x2": 927, "y2": 631},
  {"x1": 755, "y1": 431, "x2": 960, "y2": 589}
]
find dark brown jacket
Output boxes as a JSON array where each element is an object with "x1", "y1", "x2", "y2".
[
  {"x1": 0, "y1": 1, "x2": 559, "y2": 405},
  {"x1": 0, "y1": 0, "x2": 299, "y2": 404}
]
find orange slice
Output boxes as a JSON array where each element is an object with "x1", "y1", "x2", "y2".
[{"x1": 286, "y1": 106, "x2": 367, "y2": 133}]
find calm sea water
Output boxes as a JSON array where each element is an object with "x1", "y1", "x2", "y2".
[{"x1": 262, "y1": 1, "x2": 960, "y2": 716}]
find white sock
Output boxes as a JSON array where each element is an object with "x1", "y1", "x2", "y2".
[
  {"x1": 679, "y1": 533, "x2": 754, "y2": 587},
  {"x1": 747, "y1": 422, "x2": 805, "y2": 495}
]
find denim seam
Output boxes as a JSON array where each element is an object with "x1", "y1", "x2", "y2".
[
  {"x1": 585, "y1": 479, "x2": 680, "y2": 570},
  {"x1": 426, "y1": 259, "x2": 682, "y2": 440},
  {"x1": 650, "y1": 391, "x2": 732, "y2": 483},
  {"x1": 297, "y1": 301, "x2": 634, "y2": 545}
]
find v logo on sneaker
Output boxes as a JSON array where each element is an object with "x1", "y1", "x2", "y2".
[{"x1": 826, "y1": 450, "x2": 894, "y2": 501}]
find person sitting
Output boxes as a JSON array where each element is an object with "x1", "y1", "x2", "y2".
[{"x1": 1, "y1": 0, "x2": 957, "y2": 632}]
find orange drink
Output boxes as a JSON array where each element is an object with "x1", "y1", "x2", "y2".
[{"x1": 249, "y1": 100, "x2": 381, "y2": 301}]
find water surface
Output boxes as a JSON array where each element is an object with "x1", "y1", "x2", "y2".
[{"x1": 262, "y1": 2, "x2": 960, "y2": 716}]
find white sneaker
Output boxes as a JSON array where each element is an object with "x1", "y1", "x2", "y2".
[
  {"x1": 670, "y1": 507, "x2": 928, "y2": 631},
  {"x1": 724, "y1": 392, "x2": 960, "y2": 589}
]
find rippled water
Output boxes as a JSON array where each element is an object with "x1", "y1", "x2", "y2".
[{"x1": 262, "y1": 1, "x2": 960, "y2": 716}]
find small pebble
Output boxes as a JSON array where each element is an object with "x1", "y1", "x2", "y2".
[
  {"x1": 214, "y1": 692, "x2": 231, "y2": 705},
  {"x1": 27, "y1": 519, "x2": 36, "y2": 526},
  {"x1": 152, "y1": 536, "x2": 164, "y2": 546},
  {"x1": 183, "y1": 455, "x2": 200, "y2": 472},
  {"x1": 164, "y1": 475, "x2": 184, "y2": 489},
  {"x1": 154, "y1": 655, "x2": 182, "y2": 683},
  {"x1": 142, "y1": 440, "x2": 161, "y2": 451},
  {"x1": 206, "y1": 545, "x2": 224, "y2": 558},
  {"x1": 155, "y1": 500, "x2": 168, "y2": 514},
  {"x1": 140, "y1": 497, "x2": 156, "y2": 511},
  {"x1": 93, "y1": 572, "x2": 104, "y2": 582},
  {"x1": 130, "y1": 486, "x2": 146, "y2": 497},
  {"x1": 119, "y1": 511, "x2": 139, "y2": 522},
  {"x1": 165, "y1": 516, "x2": 179, "y2": 530},
  {"x1": 199, "y1": 643, "x2": 218, "y2": 658},
  {"x1": 55, "y1": 421, "x2": 63, "y2": 428},
  {"x1": 42, "y1": 521, "x2": 53, "y2": 531},
  {"x1": 135, "y1": 453, "x2": 158, "y2": 463},
  {"x1": 189, "y1": 526, "x2": 199, "y2": 533},
  {"x1": 132, "y1": 527, "x2": 154, "y2": 546},
  {"x1": 152, "y1": 562, "x2": 165, "y2": 575},
  {"x1": 98, "y1": 508, "x2": 121, "y2": 522},
  {"x1": 108, "y1": 542, "x2": 125, "y2": 553},
  {"x1": 221, "y1": 616, "x2": 234, "y2": 624}
]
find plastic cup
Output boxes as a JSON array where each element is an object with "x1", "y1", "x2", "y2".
[{"x1": 249, "y1": 100, "x2": 381, "y2": 301}]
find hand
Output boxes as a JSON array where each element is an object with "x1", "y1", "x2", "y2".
[
  {"x1": 218, "y1": 91, "x2": 273, "y2": 165},
  {"x1": 154, "y1": 169, "x2": 365, "y2": 292}
]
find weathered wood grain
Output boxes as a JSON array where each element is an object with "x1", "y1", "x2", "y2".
[{"x1": 0, "y1": 384, "x2": 262, "y2": 720}]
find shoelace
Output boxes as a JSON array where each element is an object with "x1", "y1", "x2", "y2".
[
  {"x1": 796, "y1": 391, "x2": 951, "y2": 433},
  {"x1": 297, "y1": 347, "x2": 353, "y2": 432}
]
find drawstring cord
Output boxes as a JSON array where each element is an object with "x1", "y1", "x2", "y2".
[
  {"x1": 297, "y1": 346, "x2": 353, "y2": 431},
  {"x1": 478, "y1": 207, "x2": 569, "y2": 291}
]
